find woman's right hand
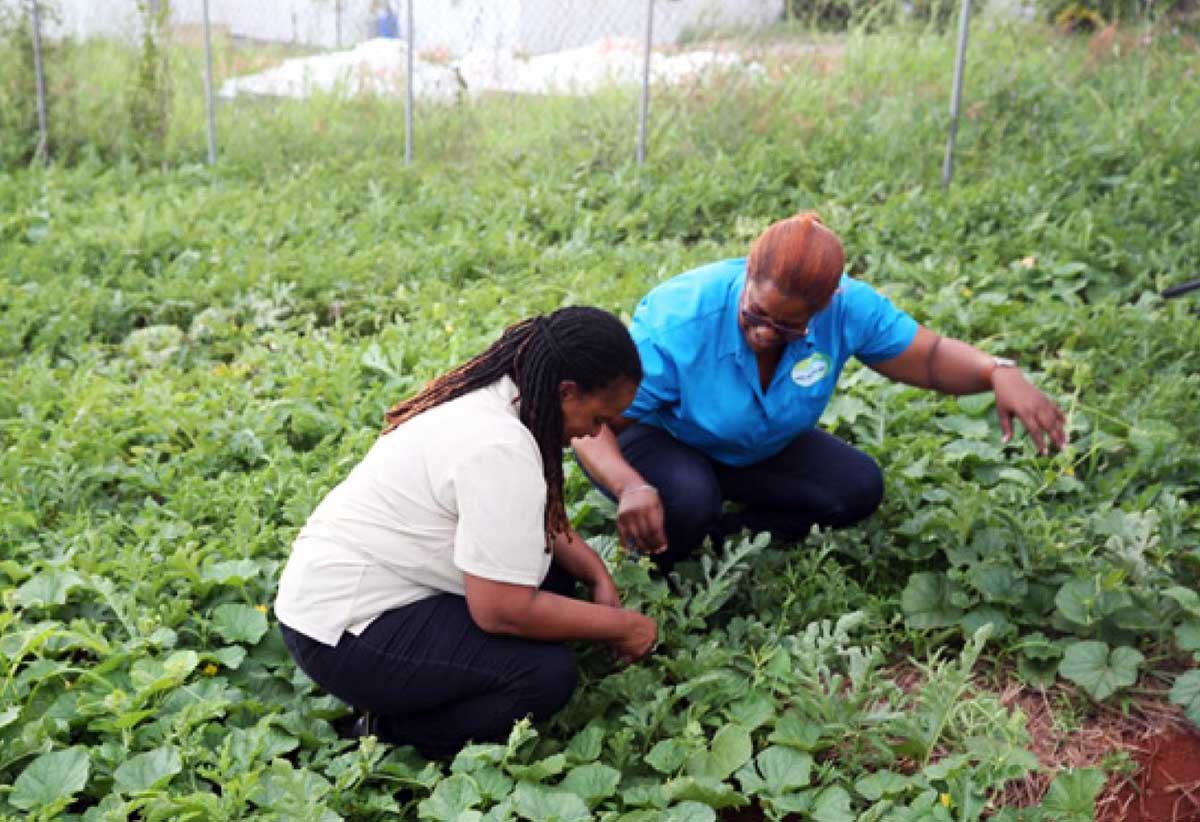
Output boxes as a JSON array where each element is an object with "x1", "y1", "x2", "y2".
[
  {"x1": 612, "y1": 610, "x2": 658, "y2": 663},
  {"x1": 617, "y1": 485, "x2": 668, "y2": 555}
]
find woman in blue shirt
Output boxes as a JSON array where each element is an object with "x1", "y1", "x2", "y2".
[{"x1": 574, "y1": 212, "x2": 1066, "y2": 572}]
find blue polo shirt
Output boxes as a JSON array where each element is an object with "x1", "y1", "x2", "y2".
[{"x1": 625, "y1": 258, "x2": 918, "y2": 467}]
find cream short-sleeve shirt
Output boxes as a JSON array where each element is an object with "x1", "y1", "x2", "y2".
[{"x1": 274, "y1": 376, "x2": 552, "y2": 646}]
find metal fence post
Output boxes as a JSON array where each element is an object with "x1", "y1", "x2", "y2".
[
  {"x1": 30, "y1": 0, "x2": 49, "y2": 164},
  {"x1": 202, "y1": 0, "x2": 217, "y2": 165},
  {"x1": 941, "y1": 0, "x2": 972, "y2": 187},
  {"x1": 636, "y1": 0, "x2": 654, "y2": 166},
  {"x1": 405, "y1": 0, "x2": 414, "y2": 165}
]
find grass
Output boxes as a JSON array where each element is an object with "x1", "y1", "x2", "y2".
[{"x1": 0, "y1": 17, "x2": 1198, "y2": 821}]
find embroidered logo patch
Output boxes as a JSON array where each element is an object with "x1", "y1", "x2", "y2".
[{"x1": 791, "y1": 353, "x2": 830, "y2": 387}]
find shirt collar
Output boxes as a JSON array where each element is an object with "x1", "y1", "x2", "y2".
[
  {"x1": 494, "y1": 374, "x2": 522, "y2": 417},
  {"x1": 718, "y1": 272, "x2": 747, "y2": 360}
]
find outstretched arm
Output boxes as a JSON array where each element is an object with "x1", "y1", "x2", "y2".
[{"x1": 869, "y1": 326, "x2": 1067, "y2": 454}]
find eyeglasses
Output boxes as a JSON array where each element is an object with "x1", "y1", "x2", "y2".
[{"x1": 739, "y1": 294, "x2": 810, "y2": 342}]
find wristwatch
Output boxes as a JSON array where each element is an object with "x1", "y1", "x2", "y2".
[{"x1": 983, "y1": 356, "x2": 1019, "y2": 386}]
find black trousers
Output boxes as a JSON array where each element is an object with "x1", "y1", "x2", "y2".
[
  {"x1": 280, "y1": 565, "x2": 579, "y2": 759},
  {"x1": 588, "y1": 423, "x2": 885, "y2": 572}
]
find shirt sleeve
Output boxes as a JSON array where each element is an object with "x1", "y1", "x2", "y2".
[
  {"x1": 451, "y1": 440, "x2": 549, "y2": 586},
  {"x1": 623, "y1": 326, "x2": 681, "y2": 420},
  {"x1": 842, "y1": 279, "x2": 920, "y2": 365}
]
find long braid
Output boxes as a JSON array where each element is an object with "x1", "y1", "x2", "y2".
[
  {"x1": 382, "y1": 307, "x2": 641, "y2": 550},
  {"x1": 382, "y1": 317, "x2": 538, "y2": 434}
]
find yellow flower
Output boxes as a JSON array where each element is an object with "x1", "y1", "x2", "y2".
[
  {"x1": 1020, "y1": 255, "x2": 1037, "y2": 269},
  {"x1": 202, "y1": 663, "x2": 219, "y2": 676},
  {"x1": 255, "y1": 604, "x2": 268, "y2": 614},
  {"x1": 940, "y1": 792, "x2": 953, "y2": 808}
]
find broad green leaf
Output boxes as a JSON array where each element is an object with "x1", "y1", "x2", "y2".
[
  {"x1": 114, "y1": 746, "x2": 182, "y2": 793},
  {"x1": 250, "y1": 760, "x2": 332, "y2": 811},
  {"x1": 854, "y1": 769, "x2": 909, "y2": 800},
  {"x1": 1176, "y1": 622, "x2": 1200, "y2": 652},
  {"x1": 201, "y1": 559, "x2": 260, "y2": 585},
  {"x1": 620, "y1": 781, "x2": 667, "y2": 809},
  {"x1": 418, "y1": 774, "x2": 482, "y2": 821},
  {"x1": 14, "y1": 570, "x2": 86, "y2": 608},
  {"x1": 810, "y1": 785, "x2": 854, "y2": 822},
  {"x1": 1169, "y1": 670, "x2": 1200, "y2": 725},
  {"x1": 733, "y1": 761, "x2": 765, "y2": 795},
  {"x1": 961, "y1": 607, "x2": 1013, "y2": 640},
  {"x1": 506, "y1": 753, "x2": 566, "y2": 782},
  {"x1": 211, "y1": 603, "x2": 269, "y2": 645},
  {"x1": 564, "y1": 723, "x2": 605, "y2": 763},
  {"x1": 452, "y1": 743, "x2": 508, "y2": 773},
  {"x1": 127, "y1": 649, "x2": 200, "y2": 703},
  {"x1": 1017, "y1": 631, "x2": 1062, "y2": 661},
  {"x1": 663, "y1": 801, "x2": 717, "y2": 822},
  {"x1": 755, "y1": 746, "x2": 812, "y2": 794},
  {"x1": 512, "y1": 781, "x2": 591, "y2": 822},
  {"x1": 1058, "y1": 641, "x2": 1142, "y2": 700},
  {"x1": 646, "y1": 739, "x2": 688, "y2": 775},
  {"x1": 1164, "y1": 586, "x2": 1200, "y2": 616},
  {"x1": 768, "y1": 711, "x2": 821, "y2": 750},
  {"x1": 687, "y1": 724, "x2": 752, "y2": 781},
  {"x1": 942, "y1": 440, "x2": 1004, "y2": 464},
  {"x1": 163, "y1": 650, "x2": 200, "y2": 679},
  {"x1": 210, "y1": 645, "x2": 248, "y2": 670},
  {"x1": 473, "y1": 767, "x2": 514, "y2": 802},
  {"x1": 1018, "y1": 653, "x2": 1061, "y2": 687},
  {"x1": 662, "y1": 777, "x2": 748, "y2": 810},
  {"x1": 1054, "y1": 578, "x2": 1100, "y2": 626},
  {"x1": 725, "y1": 692, "x2": 775, "y2": 731},
  {"x1": 965, "y1": 564, "x2": 1027, "y2": 604},
  {"x1": 901, "y1": 573, "x2": 963, "y2": 629},
  {"x1": 559, "y1": 762, "x2": 620, "y2": 807},
  {"x1": 934, "y1": 415, "x2": 991, "y2": 439},
  {"x1": 1041, "y1": 768, "x2": 1104, "y2": 819},
  {"x1": 11, "y1": 747, "x2": 91, "y2": 811},
  {"x1": 0, "y1": 705, "x2": 20, "y2": 729}
]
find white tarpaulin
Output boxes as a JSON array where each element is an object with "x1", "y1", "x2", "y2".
[{"x1": 219, "y1": 37, "x2": 762, "y2": 102}]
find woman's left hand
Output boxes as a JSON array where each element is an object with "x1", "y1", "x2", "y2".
[
  {"x1": 993, "y1": 369, "x2": 1067, "y2": 455},
  {"x1": 589, "y1": 572, "x2": 622, "y2": 609}
]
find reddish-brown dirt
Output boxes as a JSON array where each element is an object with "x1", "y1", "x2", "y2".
[{"x1": 1103, "y1": 728, "x2": 1200, "y2": 822}]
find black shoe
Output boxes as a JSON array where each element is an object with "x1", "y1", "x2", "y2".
[
  {"x1": 349, "y1": 711, "x2": 377, "y2": 739},
  {"x1": 334, "y1": 710, "x2": 377, "y2": 740}
]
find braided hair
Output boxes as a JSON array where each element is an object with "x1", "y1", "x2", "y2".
[{"x1": 383, "y1": 306, "x2": 642, "y2": 548}]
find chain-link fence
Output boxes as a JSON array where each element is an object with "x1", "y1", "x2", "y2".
[
  {"x1": 3, "y1": 1, "x2": 874, "y2": 168},
  {"x1": 3, "y1": 0, "x2": 1194, "y2": 175}
]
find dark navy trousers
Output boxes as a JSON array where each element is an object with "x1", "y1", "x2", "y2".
[
  {"x1": 280, "y1": 564, "x2": 579, "y2": 759},
  {"x1": 590, "y1": 423, "x2": 885, "y2": 572}
]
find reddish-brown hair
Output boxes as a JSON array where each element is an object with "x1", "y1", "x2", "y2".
[{"x1": 746, "y1": 211, "x2": 844, "y2": 305}]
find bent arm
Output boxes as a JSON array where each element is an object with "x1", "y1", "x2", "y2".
[
  {"x1": 551, "y1": 528, "x2": 608, "y2": 586},
  {"x1": 571, "y1": 417, "x2": 643, "y2": 497},
  {"x1": 463, "y1": 573, "x2": 654, "y2": 661},
  {"x1": 572, "y1": 419, "x2": 668, "y2": 554}
]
